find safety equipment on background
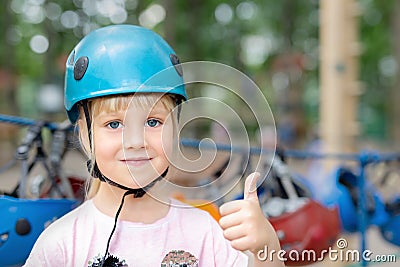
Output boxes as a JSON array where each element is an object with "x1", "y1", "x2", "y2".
[
  {"x1": 0, "y1": 196, "x2": 77, "y2": 266},
  {"x1": 317, "y1": 167, "x2": 390, "y2": 233},
  {"x1": 64, "y1": 24, "x2": 187, "y2": 124},
  {"x1": 269, "y1": 200, "x2": 340, "y2": 266},
  {"x1": 380, "y1": 197, "x2": 400, "y2": 246},
  {"x1": 30, "y1": 175, "x2": 85, "y2": 202},
  {"x1": 266, "y1": 157, "x2": 341, "y2": 266}
]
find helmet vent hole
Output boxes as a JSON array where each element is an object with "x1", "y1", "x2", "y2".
[
  {"x1": 15, "y1": 218, "x2": 31, "y2": 236},
  {"x1": 74, "y1": 56, "x2": 89, "y2": 80},
  {"x1": 170, "y1": 54, "x2": 183, "y2": 76}
]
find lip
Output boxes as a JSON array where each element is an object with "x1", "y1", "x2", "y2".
[{"x1": 121, "y1": 158, "x2": 152, "y2": 167}]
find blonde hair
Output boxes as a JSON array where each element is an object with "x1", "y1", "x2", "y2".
[{"x1": 77, "y1": 93, "x2": 178, "y2": 199}]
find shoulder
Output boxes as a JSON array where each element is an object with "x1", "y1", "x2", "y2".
[
  {"x1": 28, "y1": 201, "x2": 94, "y2": 252},
  {"x1": 168, "y1": 198, "x2": 223, "y2": 236},
  {"x1": 170, "y1": 199, "x2": 216, "y2": 223},
  {"x1": 24, "y1": 201, "x2": 94, "y2": 266},
  {"x1": 42, "y1": 200, "x2": 93, "y2": 234}
]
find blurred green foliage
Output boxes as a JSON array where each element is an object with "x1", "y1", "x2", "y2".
[{"x1": 0, "y1": 0, "x2": 398, "y2": 145}]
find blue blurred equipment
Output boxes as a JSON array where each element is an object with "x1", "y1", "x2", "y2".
[
  {"x1": 0, "y1": 196, "x2": 77, "y2": 266},
  {"x1": 317, "y1": 167, "x2": 389, "y2": 232},
  {"x1": 64, "y1": 24, "x2": 187, "y2": 123},
  {"x1": 0, "y1": 115, "x2": 84, "y2": 266}
]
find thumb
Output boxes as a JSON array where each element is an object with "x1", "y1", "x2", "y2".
[{"x1": 244, "y1": 172, "x2": 260, "y2": 201}]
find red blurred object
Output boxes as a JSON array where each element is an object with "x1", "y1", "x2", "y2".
[
  {"x1": 40, "y1": 176, "x2": 85, "y2": 201},
  {"x1": 269, "y1": 200, "x2": 340, "y2": 266}
]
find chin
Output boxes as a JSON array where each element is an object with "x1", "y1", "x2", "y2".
[{"x1": 125, "y1": 176, "x2": 160, "y2": 189}]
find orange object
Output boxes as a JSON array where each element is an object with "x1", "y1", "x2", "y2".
[{"x1": 173, "y1": 193, "x2": 221, "y2": 221}]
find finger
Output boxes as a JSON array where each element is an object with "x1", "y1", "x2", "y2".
[
  {"x1": 230, "y1": 236, "x2": 253, "y2": 252},
  {"x1": 222, "y1": 224, "x2": 246, "y2": 241},
  {"x1": 244, "y1": 172, "x2": 260, "y2": 201},
  {"x1": 219, "y1": 200, "x2": 242, "y2": 217},
  {"x1": 219, "y1": 211, "x2": 243, "y2": 229}
]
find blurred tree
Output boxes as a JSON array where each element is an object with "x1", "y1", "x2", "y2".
[
  {"x1": 0, "y1": 0, "x2": 18, "y2": 115},
  {"x1": 0, "y1": 0, "x2": 398, "y2": 146},
  {"x1": 389, "y1": 0, "x2": 400, "y2": 145},
  {"x1": 359, "y1": 0, "x2": 396, "y2": 142}
]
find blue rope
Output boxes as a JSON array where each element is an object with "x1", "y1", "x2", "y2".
[
  {"x1": 1, "y1": 114, "x2": 400, "y2": 162},
  {"x1": 180, "y1": 138, "x2": 400, "y2": 162},
  {"x1": 0, "y1": 114, "x2": 59, "y2": 131}
]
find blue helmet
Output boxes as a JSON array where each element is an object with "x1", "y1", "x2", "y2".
[
  {"x1": 0, "y1": 196, "x2": 77, "y2": 266},
  {"x1": 316, "y1": 167, "x2": 389, "y2": 232},
  {"x1": 64, "y1": 24, "x2": 187, "y2": 123}
]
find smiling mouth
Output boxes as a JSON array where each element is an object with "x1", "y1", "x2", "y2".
[{"x1": 122, "y1": 158, "x2": 152, "y2": 167}]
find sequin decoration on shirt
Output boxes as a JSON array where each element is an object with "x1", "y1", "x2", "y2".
[
  {"x1": 161, "y1": 250, "x2": 199, "y2": 267},
  {"x1": 87, "y1": 253, "x2": 128, "y2": 267}
]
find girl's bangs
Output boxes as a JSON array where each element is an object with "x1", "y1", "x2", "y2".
[{"x1": 91, "y1": 93, "x2": 175, "y2": 115}]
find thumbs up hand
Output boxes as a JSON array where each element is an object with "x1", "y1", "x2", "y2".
[{"x1": 219, "y1": 172, "x2": 281, "y2": 260}]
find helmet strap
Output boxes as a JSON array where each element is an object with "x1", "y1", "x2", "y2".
[
  {"x1": 81, "y1": 100, "x2": 93, "y2": 146},
  {"x1": 89, "y1": 167, "x2": 168, "y2": 267},
  {"x1": 87, "y1": 160, "x2": 168, "y2": 197},
  {"x1": 101, "y1": 189, "x2": 135, "y2": 266}
]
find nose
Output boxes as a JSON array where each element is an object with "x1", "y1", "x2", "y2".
[{"x1": 123, "y1": 123, "x2": 146, "y2": 150}]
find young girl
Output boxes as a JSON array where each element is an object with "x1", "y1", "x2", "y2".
[{"x1": 24, "y1": 25, "x2": 284, "y2": 267}]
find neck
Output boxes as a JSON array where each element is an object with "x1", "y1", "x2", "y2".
[{"x1": 92, "y1": 181, "x2": 170, "y2": 223}]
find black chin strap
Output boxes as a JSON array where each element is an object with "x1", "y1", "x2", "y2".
[
  {"x1": 98, "y1": 168, "x2": 168, "y2": 266},
  {"x1": 101, "y1": 189, "x2": 134, "y2": 266},
  {"x1": 87, "y1": 161, "x2": 168, "y2": 197},
  {"x1": 95, "y1": 169, "x2": 168, "y2": 267}
]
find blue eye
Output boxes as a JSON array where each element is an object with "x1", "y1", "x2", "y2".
[
  {"x1": 107, "y1": 121, "x2": 121, "y2": 129},
  {"x1": 146, "y1": 119, "x2": 160, "y2": 128}
]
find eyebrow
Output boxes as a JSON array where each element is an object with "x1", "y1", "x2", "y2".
[{"x1": 96, "y1": 111, "x2": 125, "y2": 121}]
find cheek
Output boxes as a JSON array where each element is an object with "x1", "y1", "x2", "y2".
[
  {"x1": 94, "y1": 133, "x2": 121, "y2": 160},
  {"x1": 160, "y1": 126, "x2": 174, "y2": 158}
]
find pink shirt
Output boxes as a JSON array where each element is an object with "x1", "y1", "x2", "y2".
[{"x1": 23, "y1": 199, "x2": 248, "y2": 266}]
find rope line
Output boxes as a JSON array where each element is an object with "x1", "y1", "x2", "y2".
[{"x1": 1, "y1": 114, "x2": 400, "y2": 162}]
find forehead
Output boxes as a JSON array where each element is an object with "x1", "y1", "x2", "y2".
[
  {"x1": 127, "y1": 98, "x2": 170, "y2": 114},
  {"x1": 93, "y1": 93, "x2": 174, "y2": 114}
]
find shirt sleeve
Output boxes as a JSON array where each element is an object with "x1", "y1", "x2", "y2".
[
  {"x1": 209, "y1": 216, "x2": 249, "y2": 266},
  {"x1": 23, "y1": 223, "x2": 66, "y2": 266}
]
